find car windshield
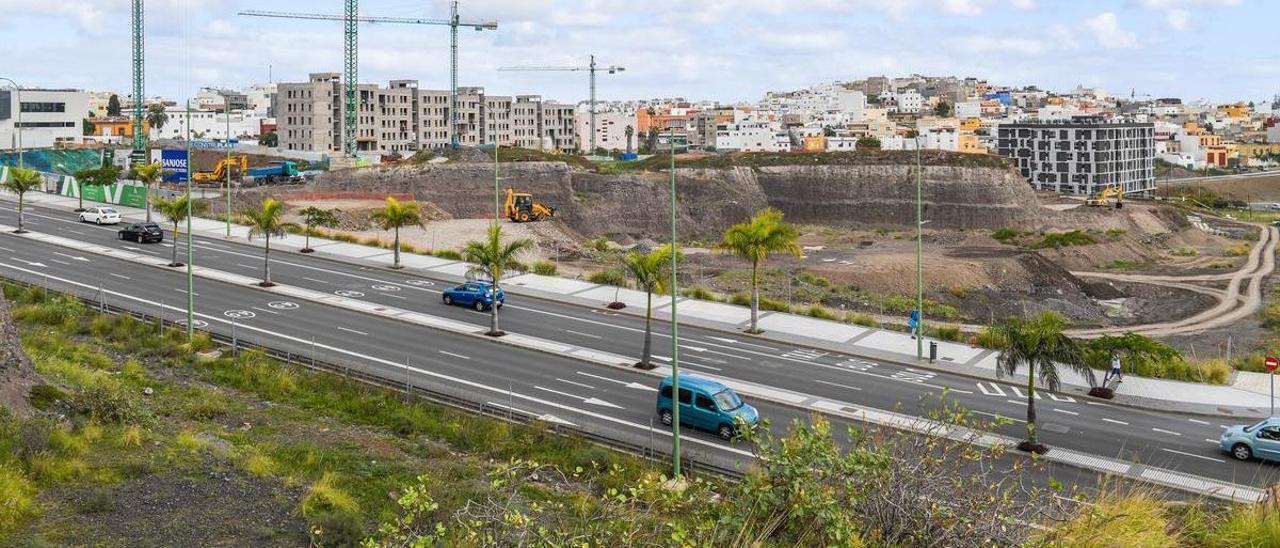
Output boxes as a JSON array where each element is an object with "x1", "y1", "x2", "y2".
[
  {"x1": 712, "y1": 389, "x2": 742, "y2": 411},
  {"x1": 103, "y1": 209, "x2": 117, "y2": 214},
  {"x1": 1245, "y1": 419, "x2": 1271, "y2": 433}
]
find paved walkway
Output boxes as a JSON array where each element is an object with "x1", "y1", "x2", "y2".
[{"x1": 9, "y1": 190, "x2": 1279, "y2": 417}]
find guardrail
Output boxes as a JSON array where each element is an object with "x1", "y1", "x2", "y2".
[{"x1": 8, "y1": 276, "x2": 743, "y2": 480}]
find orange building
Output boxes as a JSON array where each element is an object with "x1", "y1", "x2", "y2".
[
  {"x1": 803, "y1": 135, "x2": 826, "y2": 152},
  {"x1": 88, "y1": 116, "x2": 135, "y2": 139}
]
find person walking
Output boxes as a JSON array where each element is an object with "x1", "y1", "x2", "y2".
[
  {"x1": 1104, "y1": 351, "x2": 1123, "y2": 385},
  {"x1": 908, "y1": 309, "x2": 920, "y2": 340}
]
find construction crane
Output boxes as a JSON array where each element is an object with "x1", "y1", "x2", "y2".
[
  {"x1": 499, "y1": 55, "x2": 625, "y2": 155},
  {"x1": 130, "y1": 0, "x2": 146, "y2": 164},
  {"x1": 239, "y1": 1, "x2": 497, "y2": 154}
]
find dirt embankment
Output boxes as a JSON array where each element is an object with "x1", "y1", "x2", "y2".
[{"x1": 310, "y1": 159, "x2": 1049, "y2": 240}]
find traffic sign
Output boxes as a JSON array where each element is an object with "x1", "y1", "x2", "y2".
[{"x1": 1266, "y1": 356, "x2": 1278, "y2": 372}]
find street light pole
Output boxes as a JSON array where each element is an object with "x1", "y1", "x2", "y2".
[
  {"x1": 0, "y1": 78, "x2": 22, "y2": 168},
  {"x1": 668, "y1": 134, "x2": 682, "y2": 478},
  {"x1": 915, "y1": 135, "x2": 924, "y2": 361},
  {"x1": 184, "y1": 99, "x2": 194, "y2": 341},
  {"x1": 494, "y1": 143, "x2": 500, "y2": 227},
  {"x1": 220, "y1": 92, "x2": 232, "y2": 238}
]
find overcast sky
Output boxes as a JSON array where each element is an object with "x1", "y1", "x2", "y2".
[{"x1": 0, "y1": 0, "x2": 1274, "y2": 104}]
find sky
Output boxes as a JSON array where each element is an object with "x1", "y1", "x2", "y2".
[{"x1": 0, "y1": 0, "x2": 1275, "y2": 105}]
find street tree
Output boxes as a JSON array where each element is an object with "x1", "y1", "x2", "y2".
[
  {"x1": 146, "y1": 104, "x2": 168, "y2": 131},
  {"x1": 989, "y1": 311, "x2": 1093, "y2": 453},
  {"x1": 241, "y1": 197, "x2": 293, "y2": 287},
  {"x1": 462, "y1": 224, "x2": 533, "y2": 337},
  {"x1": 261, "y1": 131, "x2": 278, "y2": 148},
  {"x1": 369, "y1": 197, "x2": 423, "y2": 269},
  {"x1": 297, "y1": 206, "x2": 341, "y2": 253},
  {"x1": 621, "y1": 244, "x2": 679, "y2": 368},
  {"x1": 128, "y1": 162, "x2": 164, "y2": 222},
  {"x1": 71, "y1": 165, "x2": 122, "y2": 212},
  {"x1": 3, "y1": 167, "x2": 44, "y2": 233},
  {"x1": 153, "y1": 194, "x2": 208, "y2": 267},
  {"x1": 715, "y1": 208, "x2": 801, "y2": 333}
]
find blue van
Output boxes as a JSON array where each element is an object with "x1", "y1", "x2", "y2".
[{"x1": 656, "y1": 375, "x2": 759, "y2": 440}]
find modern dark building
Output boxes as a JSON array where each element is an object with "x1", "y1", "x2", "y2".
[{"x1": 996, "y1": 117, "x2": 1155, "y2": 196}]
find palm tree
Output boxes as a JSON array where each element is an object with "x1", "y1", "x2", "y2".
[
  {"x1": 989, "y1": 311, "x2": 1093, "y2": 454},
  {"x1": 462, "y1": 224, "x2": 533, "y2": 337},
  {"x1": 153, "y1": 194, "x2": 208, "y2": 267},
  {"x1": 241, "y1": 197, "x2": 294, "y2": 287},
  {"x1": 297, "y1": 206, "x2": 341, "y2": 253},
  {"x1": 624, "y1": 125, "x2": 634, "y2": 154},
  {"x1": 129, "y1": 162, "x2": 164, "y2": 222},
  {"x1": 4, "y1": 167, "x2": 44, "y2": 234},
  {"x1": 621, "y1": 244, "x2": 679, "y2": 369},
  {"x1": 146, "y1": 103, "x2": 168, "y2": 131},
  {"x1": 368, "y1": 196, "x2": 423, "y2": 269},
  {"x1": 715, "y1": 208, "x2": 801, "y2": 333}
]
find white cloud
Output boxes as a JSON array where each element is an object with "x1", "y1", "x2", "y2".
[
  {"x1": 1083, "y1": 12, "x2": 1138, "y2": 49},
  {"x1": 1166, "y1": 8, "x2": 1192, "y2": 30},
  {"x1": 1010, "y1": 0, "x2": 1036, "y2": 9},
  {"x1": 953, "y1": 35, "x2": 1047, "y2": 56}
]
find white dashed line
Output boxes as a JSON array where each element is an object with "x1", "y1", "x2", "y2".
[
  {"x1": 972, "y1": 410, "x2": 1026, "y2": 423},
  {"x1": 815, "y1": 379, "x2": 863, "y2": 391},
  {"x1": 439, "y1": 350, "x2": 471, "y2": 360},
  {"x1": 1152, "y1": 428, "x2": 1182, "y2": 437},
  {"x1": 1205, "y1": 439, "x2": 1219, "y2": 444},
  {"x1": 565, "y1": 329, "x2": 603, "y2": 339},
  {"x1": 1160, "y1": 448, "x2": 1224, "y2": 463},
  {"x1": 1188, "y1": 418, "x2": 1210, "y2": 425},
  {"x1": 336, "y1": 326, "x2": 368, "y2": 336},
  {"x1": 303, "y1": 277, "x2": 331, "y2": 284},
  {"x1": 1053, "y1": 408, "x2": 1079, "y2": 416},
  {"x1": 49, "y1": 259, "x2": 69, "y2": 265},
  {"x1": 108, "y1": 273, "x2": 131, "y2": 280},
  {"x1": 1101, "y1": 418, "x2": 1129, "y2": 426}
]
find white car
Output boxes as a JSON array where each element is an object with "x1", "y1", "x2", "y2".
[{"x1": 79, "y1": 206, "x2": 121, "y2": 225}]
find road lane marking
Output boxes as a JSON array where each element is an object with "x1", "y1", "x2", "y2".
[
  {"x1": 1153, "y1": 428, "x2": 1182, "y2": 436},
  {"x1": 682, "y1": 361, "x2": 722, "y2": 372},
  {"x1": 337, "y1": 326, "x2": 368, "y2": 336},
  {"x1": 250, "y1": 306, "x2": 280, "y2": 315},
  {"x1": 977, "y1": 382, "x2": 1006, "y2": 397},
  {"x1": 108, "y1": 273, "x2": 131, "y2": 280},
  {"x1": 439, "y1": 350, "x2": 471, "y2": 360},
  {"x1": 303, "y1": 277, "x2": 331, "y2": 284},
  {"x1": 50, "y1": 259, "x2": 70, "y2": 265},
  {"x1": 1160, "y1": 448, "x2": 1224, "y2": 463},
  {"x1": 1085, "y1": 401, "x2": 1114, "y2": 407},
  {"x1": 556, "y1": 378, "x2": 595, "y2": 390},
  {"x1": 1102, "y1": 418, "x2": 1129, "y2": 425},
  {"x1": 1188, "y1": 418, "x2": 1210, "y2": 425},
  {"x1": 565, "y1": 329, "x2": 603, "y2": 339},
  {"x1": 236, "y1": 263, "x2": 256, "y2": 269},
  {"x1": 1047, "y1": 393, "x2": 1076, "y2": 403},
  {"x1": 1053, "y1": 409, "x2": 1079, "y2": 416},
  {"x1": 816, "y1": 379, "x2": 863, "y2": 391},
  {"x1": 0, "y1": 246, "x2": 12, "y2": 252},
  {"x1": 1205, "y1": 439, "x2": 1218, "y2": 444},
  {"x1": 701, "y1": 336, "x2": 779, "y2": 351},
  {"x1": 174, "y1": 288, "x2": 199, "y2": 296},
  {"x1": 972, "y1": 410, "x2": 1026, "y2": 423}
]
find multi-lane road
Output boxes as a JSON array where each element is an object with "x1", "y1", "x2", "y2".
[{"x1": 0, "y1": 200, "x2": 1277, "y2": 494}]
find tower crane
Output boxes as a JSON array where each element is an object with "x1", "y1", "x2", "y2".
[
  {"x1": 130, "y1": 0, "x2": 146, "y2": 163},
  {"x1": 498, "y1": 55, "x2": 625, "y2": 155},
  {"x1": 239, "y1": 1, "x2": 497, "y2": 154}
]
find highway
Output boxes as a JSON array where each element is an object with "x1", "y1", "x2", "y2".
[{"x1": 1, "y1": 200, "x2": 1278, "y2": 493}]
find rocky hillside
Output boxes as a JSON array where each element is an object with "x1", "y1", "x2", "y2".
[{"x1": 307, "y1": 153, "x2": 1048, "y2": 240}]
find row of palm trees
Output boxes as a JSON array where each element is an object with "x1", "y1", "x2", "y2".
[{"x1": 0, "y1": 166, "x2": 1082, "y2": 453}]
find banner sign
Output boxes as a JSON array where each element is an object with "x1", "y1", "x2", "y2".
[
  {"x1": 57, "y1": 178, "x2": 147, "y2": 208},
  {"x1": 161, "y1": 149, "x2": 188, "y2": 182}
]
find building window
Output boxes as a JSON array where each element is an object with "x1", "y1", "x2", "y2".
[{"x1": 20, "y1": 102, "x2": 66, "y2": 113}]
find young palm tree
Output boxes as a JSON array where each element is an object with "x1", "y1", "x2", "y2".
[
  {"x1": 989, "y1": 311, "x2": 1093, "y2": 453},
  {"x1": 4, "y1": 167, "x2": 44, "y2": 234},
  {"x1": 621, "y1": 244, "x2": 679, "y2": 369},
  {"x1": 153, "y1": 194, "x2": 208, "y2": 267},
  {"x1": 129, "y1": 162, "x2": 164, "y2": 222},
  {"x1": 715, "y1": 208, "x2": 801, "y2": 333},
  {"x1": 462, "y1": 224, "x2": 533, "y2": 337},
  {"x1": 368, "y1": 197, "x2": 423, "y2": 269},
  {"x1": 297, "y1": 206, "x2": 341, "y2": 253},
  {"x1": 241, "y1": 197, "x2": 294, "y2": 287}
]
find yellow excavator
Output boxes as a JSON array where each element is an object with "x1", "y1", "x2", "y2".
[
  {"x1": 1086, "y1": 185, "x2": 1125, "y2": 209},
  {"x1": 503, "y1": 188, "x2": 555, "y2": 222},
  {"x1": 193, "y1": 155, "x2": 248, "y2": 184}
]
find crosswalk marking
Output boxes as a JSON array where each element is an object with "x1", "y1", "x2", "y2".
[
  {"x1": 1010, "y1": 386, "x2": 1041, "y2": 400},
  {"x1": 782, "y1": 348, "x2": 828, "y2": 361},
  {"x1": 835, "y1": 358, "x2": 875, "y2": 372},
  {"x1": 1047, "y1": 393, "x2": 1076, "y2": 403},
  {"x1": 891, "y1": 369, "x2": 935, "y2": 383},
  {"x1": 977, "y1": 382, "x2": 1006, "y2": 397}
]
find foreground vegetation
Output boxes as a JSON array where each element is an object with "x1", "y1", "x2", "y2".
[{"x1": 1, "y1": 284, "x2": 1278, "y2": 545}]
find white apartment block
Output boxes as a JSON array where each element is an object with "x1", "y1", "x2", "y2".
[
  {"x1": 148, "y1": 107, "x2": 268, "y2": 141},
  {"x1": 274, "y1": 73, "x2": 577, "y2": 154},
  {"x1": 575, "y1": 109, "x2": 637, "y2": 153},
  {"x1": 715, "y1": 110, "x2": 789, "y2": 152},
  {"x1": 997, "y1": 118, "x2": 1155, "y2": 196},
  {"x1": 881, "y1": 90, "x2": 924, "y2": 114},
  {"x1": 0, "y1": 88, "x2": 88, "y2": 149}
]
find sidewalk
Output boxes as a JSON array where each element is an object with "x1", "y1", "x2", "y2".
[{"x1": 9, "y1": 189, "x2": 1278, "y2": 418}]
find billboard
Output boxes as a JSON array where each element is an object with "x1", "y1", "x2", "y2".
[
  {"x1": 160, "y1": 149, "x2": 188, "y2": 182},
  {"x1": 57, "y1": 179, "x2": 147, "y2": 208}
]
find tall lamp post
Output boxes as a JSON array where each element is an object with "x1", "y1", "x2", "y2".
[
  {"x1": 184, "y1": 99, "x2": 195, "y2": 341},
  {"x1": 218, "y1": 92, "x2": 233, "y2": 238},
  {"x1": 666, "y1": 132, "x2": 685, "y2": 478},
  {"x1": 915, "y1": 134, "x2": 924, "y2": 361},
  {"x1": 0, "y1": 78, "x2": 22, "y2": 168}
]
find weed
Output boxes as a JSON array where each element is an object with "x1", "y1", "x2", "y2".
[
  {"x1": 0, "y1": 464, "x2": 37, "y2": 535},
  {"x1": 844, "y1": 312, "x2": 877, "y2": 327},
  {"x1": 301, "y1": 472, "x2": 359, "y2": 517},
  {"x1": 1223, "y1": 243, "x2": 1251, "y2": 257},
  {"x1": 990, "y1": 228, "x2": 1022, "y2": 244},
  {"x1": 118, "y1": 426, "x2": 143, "y2": 448},
  {"x1": 27, "y1": 385, "x2": 65, "y2": 411},
  {"x1": 1030, "y1": 230, "x2": 1096, "y2": 249},
  {"x1": 308, "y1": 511, "x2": 365, "y2": 548},
  {"x1": 1103, "y1": 260, "x2": 1144, "y2": 270},
  {"x1": 432, "y1": 249, "x2": 462, "y2": 260},
  {"x1": 26, "y1": 454, "x2": 90, "y2": 484},
  {"x1": 531, "y1": 260, "x2": 558, "y2": 276},
  {"x1": 69, "y1": 382, "x2": 143, "y2": 425},
  {"x1": 1104, "y1": 228, "x2": 1127, "y2": 239},
  {"x1": 243, "y1": 451, "x2": 277, "y2": 478},
  {"x1": 803, "y1": 304, "x2": 841, "y2": 321},
  {"x1": 1207, "y1": 261, "x2": 1234, "y2": 269},
  {"x1": 681, "y1": 286, "x2": 716, "y2": 301},
  {"x1": 1204, "y1": 504, "x2": 1280, "y2": 546},
  {"x1": 925, "y1": 325, "x2": 963, "y2": 342},
  {"x1": 948, "y1": 286, "x2": 969, "y2": 299},
  {"x1": 174, "y1": 431, "x2": 208, "y2": 453},
  {"x1": 1171, "y1": 247, "x2": 1198, "y2": 257}
]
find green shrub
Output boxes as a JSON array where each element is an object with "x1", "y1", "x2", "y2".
[
  {"x1": 531, "y1": 260, "x2": 558, "y2": 276},
  {"x1": 729, "y1": 293, "x2": 751, "y2": 306},
  {"x1": 758, "y1": 295, "x2": 790, "y2": 312},
  {"x1": 1223, "y1": 243, "x2": 1251, "y2": 257},
  {"x1": 681, "y1": 286, "x2": 716, "y2": 301},
  {"x1": 844, "y1": 312, "x2": 877, "y2": 327},
  {"x1": 432, "y1": 249, "x2": 462, "y2": 260},
  {"x1": 1104, "y1": 228, "x2": 1127, "y2": 239},
  {"x1": 925, "y1": 325, "x2": 962, "y2": 342},
  {"x1": 0, "y1": 464, "x2": 38, "y2": 535},
  {"x1": 1171, "y1": 247, "x2": 1198, "y2": 257},
  {"x1": 308, "y1": 511, "x2": 365, "y2": 548},
  {"x1": 1207, "y1": 261, "x2": 1234, "y2": 269},
  {"x1": 990, "y1": 228, "x2": 1022, "y2": 244},
  {"x1": 301, "y1": 472, "x2": 359, "y2": 517},
  {"x1": 1103, "y1": 260, "x2": 1143, "y2": 270},
  {"x1": 1083, "y1": 333, "x2": 1223, "y2": 383},
  {"x1": 587, "y1": 269, "x2": 626, "y2": 287},
  {"x1": 68, "y1": 382, "x2": 143, "y2": 425},
  {"x1": 796, "y1": 272, "x2": 830, "y2": 288},
  {"x1": 28, "y1": 385, "x2": 66, "y2": 411},
  {"x1": 1030, "y1": 230, "x2": 1096, "y2": 249},
  {"x1": 587, "y1": 236, "x2": 611, "y2": 253},
  {"x1": 803, "y1": 304, "x2": 840, "y2": 320}
]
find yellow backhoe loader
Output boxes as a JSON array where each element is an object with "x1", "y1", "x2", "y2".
[
  {"x1": 1086, "y1": 185, "x2": 1125, "y2": 209},
  {"x1": 504, "y1": 188, "x2": 555, "y2": 222},
  {"x1": 193, "y1": 155, "x2": 248, "y2": 184}
]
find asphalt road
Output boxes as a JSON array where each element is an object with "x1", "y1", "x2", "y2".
[{"x1": 2, "y1": 201, "x2": 1278, "y2": 492}]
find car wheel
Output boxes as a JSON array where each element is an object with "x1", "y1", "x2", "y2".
[
  {"x1": 96, "y1": 218, "x2": 102, "y2": 225},
  {"x1": 443, "y1": 295, "x2": 453, "y2": 305},
  {"x1": 137, "y1": 235, "x2": 144, "y2": 243},
  {"x1": 660, "y1": 409, "x2": 673, "y2": 426},
  {"x1": 474, "y1": 300, "x2": 486, "y2": 311},
  {"x1": 1232, "y1": 443, "x2": 1253, "y2": 461},
  {"x1": 718, "y1": 424, "x2": 734, "y2": 440},
  {"x1": 79, "y1": 215, "x2": 86, "y2": 222}
]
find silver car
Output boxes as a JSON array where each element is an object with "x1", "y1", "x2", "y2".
[
  {"x1": 79, "y1": 206, "x2": 121, "y2": 225},
  {"x1": 1219, "y1": 417, "x2": 1280, "y2": 462}
]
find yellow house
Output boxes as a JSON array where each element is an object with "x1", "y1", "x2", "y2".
[
  {"x1": 1217, "y1": 102, "x2": 1249, "y2": 119},
  {"x1": 803, "y1": 134, "x2": 826, "y2": 152},
  {"x1": 1183, "y1": 121, "x2": 1206, "y2": 136},
  {"x1": 1232, "y1": 142, "x2": 1280, "y2": 157},
  {"x1": 958, "y1": 134, "x2": 986, "y2": 154},
  {"x1": 959, "y1": 117, "x2": 980, "y2": 132}
]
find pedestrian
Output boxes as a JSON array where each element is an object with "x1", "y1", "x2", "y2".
[
  {"x1": 908, "y1": 309, "x2": 919, "y2": 340},
  {"x1": 1104, "y1": 351, "x2": 1123, "y2": 384}
]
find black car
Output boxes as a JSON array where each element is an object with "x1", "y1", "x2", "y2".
[{"x1": 117, "y1": 222, "x2": 164, "y2": 243}]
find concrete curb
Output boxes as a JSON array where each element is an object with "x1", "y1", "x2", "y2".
[{"x1": 1, "y1": 222, "x2": 1265, "y2": 503}]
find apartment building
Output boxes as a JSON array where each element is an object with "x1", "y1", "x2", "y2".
[
  {"x1": 996, "y1": 117, "x2": 1155, "y2": 196},
  {"x1": 0, "y1": 88, "x2": 88, "y2": 149},
  {"x1": 274, "y1": 73, "x2": 576, "y2": 154},
  {"x1": 574, "y1": 109, "x2": 636, "y2": 153},
  {"x1": 715, "y1": 110, "x2": 789, "y2": 152}
]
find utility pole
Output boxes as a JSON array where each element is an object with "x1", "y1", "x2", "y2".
[
  {"x1": 916, "y1": 136, "x2": 924, "y2": 360},
  {"x1": 239, "y1": 5, "x2": 497, "y2": 155},
  {"x1": 668, "y1": 133, "x2": 683, "y2": 478},
  {"x1": 498, "y1": 55, "x2": 625, "y2": 156},
  {"x1": 220, "y1": 91, "x2": 233, "y2": 238},
  {"x1": 130, "y1": 0, "x2": 147, "y2": 164},
  {"x1": 184, "y1": 100, "x2": 194, "y2": 341}
]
